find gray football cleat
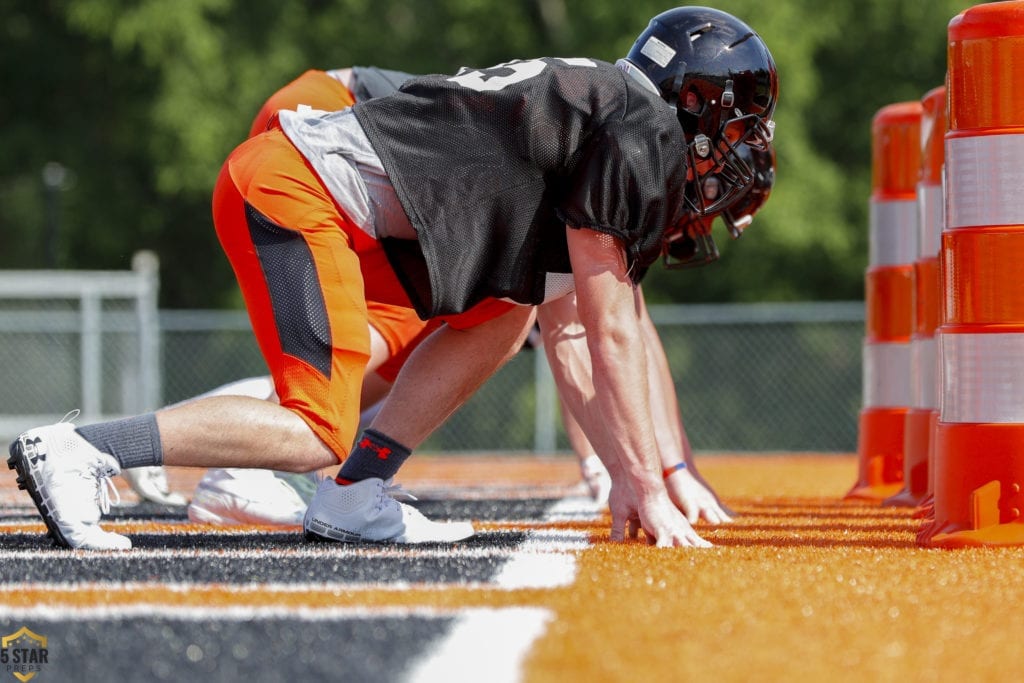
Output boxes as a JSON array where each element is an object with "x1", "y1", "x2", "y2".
[{"x1": 304, "y1": 477, "x2": 475, "y2": 544}]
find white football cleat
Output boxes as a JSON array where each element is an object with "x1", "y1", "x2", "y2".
[
  {"x1": 7, "y1": 420, "x2": 131, "y2": 550},
  {"x1": 304, "y1": 477, "x2": 475, "y2": 543},
  {"x1": 121, "y1": 466, "x2": 187, "y2": 506},
  {"x1": 580, "y1": 454, "x2": 612, "y2": 505},
  {"x1": 187, "y1": 468, "x2": 312, "y2": 527}
]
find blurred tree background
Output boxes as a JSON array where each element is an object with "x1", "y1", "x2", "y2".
[{"x1": 0, "y1": 0, "x2": 983, "y2": 309}]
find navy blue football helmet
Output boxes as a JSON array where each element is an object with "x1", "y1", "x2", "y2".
[{"x1": 625, "y1": 6, "x2": 778, "y2": 217}]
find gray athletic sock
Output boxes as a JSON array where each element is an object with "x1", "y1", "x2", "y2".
[{"x1": 76, "y1": 413, "x2": 163, "y2": 469}]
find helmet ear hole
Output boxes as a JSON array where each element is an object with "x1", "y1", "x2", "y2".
[{"x1": 683, "y1": 90, "x2": 701, "y2": 113}]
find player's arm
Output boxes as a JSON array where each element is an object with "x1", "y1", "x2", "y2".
[
  {"x1": 636, "y1": 289, "x2": 732, "y2": 524},
  {"x1": 537, "y1": 286, "x2": 730, "y2": 523},
  {"x1": 565, "y1": 225, "x2": 709, "y2": 547},
  {"x1": 368, "y1": 306, "x2": 535, "y2": 449},
  {"x1": 535, "y1": 293, "x2": 615, "y2": 468}
]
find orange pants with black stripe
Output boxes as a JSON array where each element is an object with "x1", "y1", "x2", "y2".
[
  {"x1": 248, "y1": 69, "x2": 429, "y2": 384},
  {"x1": 214, "y1": 126, "x2": 514, "y2": 460},
  {"x1": 214, "y1": 128, "x2": 394, "y2": 459}
]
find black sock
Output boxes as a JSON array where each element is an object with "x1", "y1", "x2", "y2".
[
  {"x1": 336, "y1": 429, "x2": 411, "y2": 484},
  {"x1": 76, "y1": 413, "x2": 163, "y2": 470}
]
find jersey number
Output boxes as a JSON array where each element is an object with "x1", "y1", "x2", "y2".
[{"x1": 448, "y1": 58, "x2": 597, "y2": 92}]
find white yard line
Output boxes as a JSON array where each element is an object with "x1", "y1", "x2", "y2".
[
  {"x1": 493, "y1": 530, "x2": 588, "y2": 589},
  {"x1": 0, "y1": 602, "x2": 532, "y2": 626},
  {"x1": 0, "y1": 604, "x2": 467, "y2": 621},
  {"x1": 404, "y1": 608, "x2": 553, "y2": 683},
  {"x1": 407, "y1": 498, "x2": 598, "y2": 682}
]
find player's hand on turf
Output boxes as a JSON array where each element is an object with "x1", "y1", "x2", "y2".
[
  {"x1": 637, "y1": 490, "x2": 712, "y2": 547},
  {"x1": 609, "y1": 482, "x2": 711, "y2": 547},
  {"x1": 665, "y1": 467, "x2": 733, "y2": 525},
  {"x1": 608, "y1": 477, "x2": 638, "y2": 540},
  {"x1": 683, "y1": 455, "x2": 738, "y2": 518}
]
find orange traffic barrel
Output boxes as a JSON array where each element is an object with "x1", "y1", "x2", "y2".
[
  {"x1": 884, "y1": 86, "x2": 945, "y2": 509},
  {"x1": 846, "y1": 102, "x2": 921, "y2": 502},
  {"x1": 925, "y1": 1, "x2": 1024, "y2": 547}
]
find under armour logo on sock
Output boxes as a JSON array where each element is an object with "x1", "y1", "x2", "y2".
[{"x1": 358, "y1": 437, "x2": 392, "y2": 460}]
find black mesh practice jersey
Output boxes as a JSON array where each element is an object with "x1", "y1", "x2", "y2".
[
  {"x1": 353, "y1": 58, "x2": 688, "y2": 318},
  {"x1": 350, "y1": 66, "x2": 415, "y2": 101}
]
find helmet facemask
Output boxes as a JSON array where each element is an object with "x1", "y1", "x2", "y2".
[
  {"x1": 661, "y1": 142, "x2": 775, "y2": 269},
  {"x1": 676, "y1": 75, "x2": 776, "y2": 216},
  {"x1": 720, "y1": 143, "x2": 775, "y2": 238}
]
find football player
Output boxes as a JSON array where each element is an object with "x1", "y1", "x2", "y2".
[
  {"x1": 9, "y1": 6, "x2": 777, "y2": 549},
  {"x1": 186, "y1": 62, "x2": 767, "y2": 527}
]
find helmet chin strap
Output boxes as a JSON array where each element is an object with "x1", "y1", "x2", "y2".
[{"x1": 662, "y1": 231, "x2": 719, "y2": 269}]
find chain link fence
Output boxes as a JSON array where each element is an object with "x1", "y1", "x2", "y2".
[
  {"x1": 0, "y1": 253, "x2": 161, "y2": 438},
  {"x1": 0, "y1": 258, "x2": 863, "y2": 452},
  {"x1": 408, "y1": 302, "x2": 864, "y2": 453}
]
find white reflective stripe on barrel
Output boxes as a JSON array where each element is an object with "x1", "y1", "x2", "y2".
[
  {"x1": 870, "y1": 199, "x2": 918, "y2": 266},
  {"x1": 940, "y1": 331, "x2": 1024, "y2": 423},
  {"x1": 917, "y1": 183, "x2": 943, "y2": 259},
  {"x1": 863, "y1": 341, "x2": 913, "y2": 408},
  {"x1": 911, "y1": 336, "x2": 938, "y2": 409},
  {"x1": 946, "y1": 134, "x2": 1024, "y2": 229}
]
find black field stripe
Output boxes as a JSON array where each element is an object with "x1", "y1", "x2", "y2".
[
  {"x1": 0, "y1": 535, "x2": 531, "y2": 584},
  {"x1": 0, "y1": 497, "x2": 575, "y2": 584},
  {"x1": 0, "y1": 616, "x2": 450, "y2": 683},
  {"x1": 94, "y1": 498, "x2": 564, "y2": 523}
]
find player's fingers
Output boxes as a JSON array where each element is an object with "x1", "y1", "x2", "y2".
[
  {"x1": 628, "y1": 517, "x2": 641, "y2": 539},
  {"x1": 699, "y1": 507, "x2": 717, "y2": 525},
  {"x1": 610, "y1": 514, "x2": 626, "y2": 542},
  {"x1": 659, "y1": 530, "x2": 698, "y2": 548},
  {"x1": 671, "y1": 535, "x2": 707, "y2": 548},
  {"x1": 695, "y1": 535, "x2": 713, "y2": 548},
  {"x1": 686, "y1": 503, "x2": 700, "y2": 525},
  {"x1": 679, "y1": 525, "x2": 712, "y2": 548},
  {"x1": 711, "y1": 504, "x2": 734, "y2": 525},
  {"x1": 701, "y1": 502, "x2": 724, "y2": 525}
]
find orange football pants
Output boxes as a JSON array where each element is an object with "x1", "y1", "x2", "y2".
[
  {"x1": 213, "y1": 127, "x2": 417, "y2": 459},
  {"x1": 249, "y1": 69, "x2": 356, "y2": 136},
  {"x1": 249, "y1": 69, "x2": 429, "y2": 383},
  {"x1": 213, "y1": 126, "x2": 515, "y2": 460}
]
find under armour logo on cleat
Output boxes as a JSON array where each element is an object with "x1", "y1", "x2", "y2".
[{"x1": 25, "y1": 437, "x2": 45, "y2": 465}]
